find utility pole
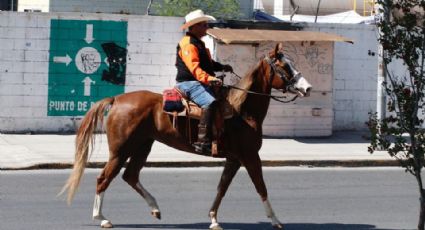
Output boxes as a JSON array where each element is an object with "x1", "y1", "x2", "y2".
[
  {"x1": 314, "y1": 0, "x2": 322, "y2": 23},
  {"x1": 146, "y1": 0, "x2": 153, "y2": 15},
  {"x1": 376, "y1": 0, "x2": 390, "y2": 121}
]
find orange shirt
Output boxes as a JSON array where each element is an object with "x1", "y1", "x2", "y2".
[{"x1": 177, "y1": 36, "x2": 217, "y2": 84}]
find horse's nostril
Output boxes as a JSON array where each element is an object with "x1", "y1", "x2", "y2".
[{"x1": 304, "y1": 87, "x2": 312, "y2": 96}]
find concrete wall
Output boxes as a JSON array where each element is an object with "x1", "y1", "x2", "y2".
[
  {"x1": 213, "y1": 42, "x2": 334, "y2": 136},
  {"x1": 0, "y1": 11, "x2": 379, "y2": 134},
  {"x1": 0, "y1": 11, "x2": 183, "y2": 132},
  {"x1": 305, "y1": 23, "x2": 378, "y2": 131}
]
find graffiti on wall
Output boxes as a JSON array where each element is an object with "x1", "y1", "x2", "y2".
[
  {"x1": 302, "y1": 44, "x2": 332, "y2": 75},
  {"x1": 101, "y1": 42, "x2": 127, "y2": 85},
  {"x1": 256, "y1": 42, "x2": 333, "y2": 76},
  {"x1": 216, "y1": 41, "x2": 333, "y2": 93}
]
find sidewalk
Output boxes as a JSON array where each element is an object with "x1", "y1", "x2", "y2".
[{"x1": 0, "y1": 131, "x2": 396, "y2": 170}]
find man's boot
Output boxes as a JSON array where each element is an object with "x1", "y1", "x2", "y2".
[{"x1": 193, "y1": 106, "x2": 213, "y2": 154}]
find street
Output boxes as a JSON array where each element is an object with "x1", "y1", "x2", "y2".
[{"x1": 0, "y1": 167, "x2": 418, "y2": 230}]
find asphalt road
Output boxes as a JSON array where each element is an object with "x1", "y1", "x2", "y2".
[{"x1": 0, "y1": 167, "x2": 419, "y2": 230}]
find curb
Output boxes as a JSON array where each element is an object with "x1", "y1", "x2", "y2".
[{"x1": 0, "y1": 160, "x2": 400, "y2": 170}]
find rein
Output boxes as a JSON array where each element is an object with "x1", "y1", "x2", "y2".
[
  {"x1": 223, "y1": 83, "x2": 298, "y2": 103},
  {"x1": 224, "y1": 59, "x2": 299, "y2": 103}
]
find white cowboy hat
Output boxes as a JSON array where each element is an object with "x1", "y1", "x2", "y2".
[{"x1": 180, "y1": 9, "x2": 216, "y2": 30}]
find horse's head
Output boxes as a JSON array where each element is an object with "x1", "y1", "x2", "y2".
[{"x1": 266, "y1": 43, "x2": 312, "y2": 97}]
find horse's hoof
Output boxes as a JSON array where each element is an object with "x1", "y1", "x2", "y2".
[
  {"x1": 209, "y1": 223, "x2": 223, "y2": 230},
  {"x1": 273, "y1": 223, "x2": 283, "y2": 229},
  {"x1": 100, "y1": 220, "x2": 113, "y2": 228},
  {"x1": 151, "y1": 210, "x2": 161, "y2": 220}
]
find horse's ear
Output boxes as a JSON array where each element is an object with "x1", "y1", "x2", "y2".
[
  {"x1": 274, "y1": 43, "x2": 284, "y2": 60},
  {"x1": 274, "y1": 43, "x2": 284, "y2": 55}
]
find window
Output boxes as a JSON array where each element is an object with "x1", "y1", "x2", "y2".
[{"x1": 0, "y1": 0, "x2": 18, "y2": 11}]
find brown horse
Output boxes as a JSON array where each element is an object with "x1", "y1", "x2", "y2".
[{"x1": 60, "y1": 43, "x2": 312, "y2": 229}]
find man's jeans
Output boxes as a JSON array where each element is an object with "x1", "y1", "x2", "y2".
[{"x1": 175, "y1": 81, "x2": 215, "y2": 109}]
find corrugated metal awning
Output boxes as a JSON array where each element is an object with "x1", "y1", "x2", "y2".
[{"x1": 207, "y1": 28, "x2": 353, "y2": 44}]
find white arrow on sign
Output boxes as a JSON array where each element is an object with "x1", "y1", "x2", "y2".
[
  {"x1": 53, "y1": 54, "x2": 72, "y2": 66},
  {"x1": 85, "y1": 24, "x2": 94, "y2": 44},
  {"x1": 82, "y1": 76, "x2": 95, "y2": 97}
]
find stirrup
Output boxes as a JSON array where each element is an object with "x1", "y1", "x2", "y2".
[{"x1": 193, "y1": 142, "x2": 211, "y2": 154}]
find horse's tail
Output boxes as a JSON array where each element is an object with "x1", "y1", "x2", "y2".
[{"x1": 59, "y1": 97, "x2": 115, "y2": 205}]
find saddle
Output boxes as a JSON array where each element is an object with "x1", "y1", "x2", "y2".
[{"x1": 162, "y1": 87, "x2": 234, "y2": 157}]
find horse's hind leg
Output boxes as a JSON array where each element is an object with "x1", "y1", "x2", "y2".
[
  {"x1": 209, "y1": 157, "x2": 241, "y2": 230},
  {"x1": 93, "y1": 153, "x2": 128, "y2": 228},
  {"x1": 242, "y1": 153, "x2": 283, "y2": 229},
  {"x1": 122, "y1": 139, "x2": 161, "y2": 220}
]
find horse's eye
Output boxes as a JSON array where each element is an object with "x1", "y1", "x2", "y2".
[{"x1": 275, "y1": 53, "x2": 283, "y2": 60}]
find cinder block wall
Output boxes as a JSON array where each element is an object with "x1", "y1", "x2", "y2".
[
  {"x1": 0, "y1": 11, "x2": 379, "y2": 134},
  {"x1": 0, "y1": 12, "x2": 52, "y2": 132},
  {"x1": 305, "y1": 23, "x2": 378, "y2": 130},
  {"x1": 0, "y1": 12, "x2": 183, "y2": 133},
  {"x1": 213, "y1": 42, "x2": 334, "y2": 137},
  {"x1": 125, "y1": 15, "x2": 182, "y2": 93}
]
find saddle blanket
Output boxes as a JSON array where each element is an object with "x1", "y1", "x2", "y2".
[
  {"x1": 162, "y1": 88, "x2": 233, "y2": 120},
  {"x1": 163, "y1": 88, "x2": 185, "y2": 113}
]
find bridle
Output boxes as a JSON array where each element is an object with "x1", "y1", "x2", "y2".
[
  {"x1": 264, "y1": 55, "x2": 300, "y2": 95},
  {"x1": 223, "y1": 54, "x2": 299, "y2": 103}
]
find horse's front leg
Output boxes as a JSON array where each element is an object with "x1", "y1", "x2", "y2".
[
  {"x1": 133, "y1": 182, "x2": 161, "y2": 219},
  {"x1": 243, "y1": 153, "x2": 283, "y2": 229},
  {"x1": 209, "y1": 158, "x2": 241, "y2": 230},
  {"x1": 263, "y1": 199, "x2": 282, "y2": 229}
]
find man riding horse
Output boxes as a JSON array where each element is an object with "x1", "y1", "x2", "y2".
[
  {"x1": 175, "y1": 9, "x2": 233, "y2": 155},
  {"x1": 60, "y1": 8, "x2": 313, "y2": 229}
]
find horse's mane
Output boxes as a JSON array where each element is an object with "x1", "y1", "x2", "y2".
[{"x1": 227, "y1": 61, "x2": 262, "y2": 113}]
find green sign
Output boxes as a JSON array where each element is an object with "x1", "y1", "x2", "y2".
[{"x1": 48, "y1": 19, "x2": 127, "y2": 116}]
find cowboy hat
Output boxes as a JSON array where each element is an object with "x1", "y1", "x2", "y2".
[{"x1": 180, "y1": 9, "x2": 216, "y2": 30}]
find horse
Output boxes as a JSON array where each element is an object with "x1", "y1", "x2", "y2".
[{"x1": 59, "y1": 42, "x2": 312, "y2": 229}]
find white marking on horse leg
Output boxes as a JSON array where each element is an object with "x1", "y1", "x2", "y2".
[
  {"x1": 136, "y1": 182, "x2": 161, "y2": 218},
  {"x1": 92, "y1": 192, "x2": 105, "y2": 220},
  {"x1": 209, "y1": 211, "x2": 222, "y2": 230},
  {"x1": 93, "y1": 192, "x2": 113, "y2": 228},
  {"x1": 263, "y1": 199, "x2": 283, "y2": 229}
]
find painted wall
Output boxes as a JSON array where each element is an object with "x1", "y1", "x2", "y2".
[
  {"x1": 305, "y1": 23, "x2": 378, "y2": 131},
  {"x1": 0, "y1": 11, "x2": 379, "y2": 134},
  {"x1": 213, "y1": 42, "x2": 334, "y2": 136},
  {"x1": 0, "y1": 11, "x2": 183, "y2": 132}
]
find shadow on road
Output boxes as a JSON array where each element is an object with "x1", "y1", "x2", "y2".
[
  {"x1": 111, "y1": 222, "x2": 406, "y2": 230},
  {"x1": 284, "y1": 223, "x2": 408, "y2": 230},
  {"x1": 291, "y1": 131, "x2": 370, "y2": 145}
]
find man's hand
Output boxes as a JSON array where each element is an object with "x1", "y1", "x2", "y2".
[
  {"x1": 223, "y1": 64, "x2": 233, "y2": 72},
  {"x1": 208, "y1": 77, "x2": 222, "y2": 86}
]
